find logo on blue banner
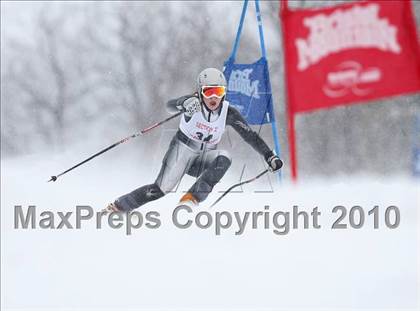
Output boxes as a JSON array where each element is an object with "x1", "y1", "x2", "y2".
[
  {"x1": 228, "y1": 68, "x2": 260, "y2": 99},
  {"x1": 223, "y1": 57, "x2": 274, "y2": 125}
]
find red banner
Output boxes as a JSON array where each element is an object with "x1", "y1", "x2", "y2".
[
  {"x1": 282, "y1": 0, "x2": 420, "y2": 114},
  {"x1": 280, "y1": 0, "x2": 420, "y2": 179}
]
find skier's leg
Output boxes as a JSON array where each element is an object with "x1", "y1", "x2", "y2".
[
  {"x1": 155, "y1": 137, "x2": 197, "y2": 193},
  {"x1": 187, "y1": 149, "x2": 232, "y2": 203},
  {"x1": 114, "y1": 137, "x2": 197, "y2": 211},
  {"x1": 115, "y1": 183, "x2": 164, "y2": 212}
]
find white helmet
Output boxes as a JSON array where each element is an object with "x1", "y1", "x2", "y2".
[{"x1": 197, "y1": 68, "x2": 227, "y2": 91}]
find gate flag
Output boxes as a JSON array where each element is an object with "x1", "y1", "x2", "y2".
[
  {"x1": 223, "y1": 57, "x2": 274, "y2": 125},
  {"x1": 281, "y1": 0, "x2": 420, "y2": 180},
  {"x1": 282, "y1": 0, "x2": 420, "y2": 114},
  {"x1": 224, "y1": 0, "x2": 283, "y2": 181}
]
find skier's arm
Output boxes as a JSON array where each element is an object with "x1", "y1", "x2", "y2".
[
  {"x1": 227, "y1": 106, "x2": 282, "y2": 171},
  {"x1": 166, "y1": 93, "x2": 198, "y2": 114}
]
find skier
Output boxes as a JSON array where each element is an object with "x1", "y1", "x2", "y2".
[{"x1": 105, "y1": 68, "x2": 282, "y2": 212}]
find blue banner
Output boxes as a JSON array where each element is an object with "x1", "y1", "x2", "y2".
[{"x1": 223, "y1": 57, "x2": 274, "y2": 125}]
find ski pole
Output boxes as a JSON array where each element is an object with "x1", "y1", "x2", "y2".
[
  {"x1": 210, "y1": 169, "x2": 269, "y2": 208},
  {"x1": 48, "y1": 111, "x2": 182, "y2": 182}
]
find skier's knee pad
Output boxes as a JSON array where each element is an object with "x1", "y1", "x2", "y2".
[
  {"x1": 201, "y1": 154, "x2": 231, "y2": 187},
  {"x1": 116, "y1": 183, "x2": 164, "y2": 211},
  {"x1": 211, "y1": 154, "x2": 232, "y2": 181},
  {"x1": 131, "y1": 183, "x2": 165, "y2": 203},
  {"x1": 189, "y1": 155, "x2": 231, "y2": 203},
  {"x1": 216, "y1": 150, "x2": 232, "y2": 163}
]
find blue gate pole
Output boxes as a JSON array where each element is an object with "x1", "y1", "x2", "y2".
[
  {"x1": 229, "y1": 0, "x2": 249, "y2": 62},
  {"x1": 270, "y1": 111, "x2": 283, "y2": 182},
  {"x1": 255, "y1": 0, "x2": 282, "y2": 182}
]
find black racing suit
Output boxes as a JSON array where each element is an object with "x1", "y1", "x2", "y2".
[{"x1": 114, "y1": 94, "x2": 275, "y2": 211}]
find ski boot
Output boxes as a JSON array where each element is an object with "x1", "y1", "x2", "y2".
[
  {"x1": 177, "y1": 192, "x2": 199, "y2": 208},
  {"x1": 101, "y1": 202, "x2": 120, "y2": 214}
]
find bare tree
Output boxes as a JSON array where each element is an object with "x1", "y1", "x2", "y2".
[{"x1": 2, "y1": 3, "x2": 110, "y2": 154}]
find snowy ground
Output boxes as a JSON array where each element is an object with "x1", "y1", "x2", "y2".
[{"x1": 1, "y1": 151, "x2": 419, "y2": 311}]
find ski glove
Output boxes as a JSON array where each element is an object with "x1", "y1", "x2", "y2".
[
  {"x1": 182, "y1": 97, "x2": 201, "y2": 117},
  {"x1": 267, "y1": 154, "x2": 283, "y2": 172}
]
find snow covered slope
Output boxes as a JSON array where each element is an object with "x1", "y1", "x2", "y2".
[{"x1": 1, "y1": 153, "x2": 419, "y2": 310}]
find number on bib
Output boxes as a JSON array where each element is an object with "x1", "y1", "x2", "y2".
[{"x1": 195, "y1": 132, "x2": 213, "y2": 142}]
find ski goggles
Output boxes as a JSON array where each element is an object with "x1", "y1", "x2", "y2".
[{"x1": 201, "y1": 86, "x2": 226, "y2": 99}]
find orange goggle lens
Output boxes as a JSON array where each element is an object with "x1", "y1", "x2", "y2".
[{"x1": 201, "y1": 86, "x2": 226, "y2": 98}]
